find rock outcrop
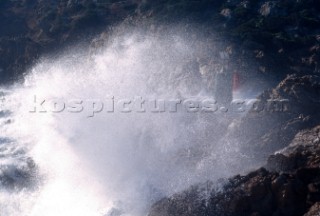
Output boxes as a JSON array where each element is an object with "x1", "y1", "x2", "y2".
[
  {"x1": 148, "y1": 72, "x2": 320, "y2": 216},
  {"x1": 223, "y1": 74, "x2": 320, "y2": 166},
  {"x1": 149, "y1": 125, "x2": 320, "y2": 216}
]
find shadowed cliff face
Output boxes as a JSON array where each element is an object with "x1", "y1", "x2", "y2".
[{"x1": 0, "y1": 0, "x2": 319, "y2": 84}]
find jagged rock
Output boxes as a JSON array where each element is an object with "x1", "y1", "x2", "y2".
[
  {"x1": 266, "y1": 153, "x2": 296, "y2": 172},
  {"x1": 304, "y1": 202, "x2": 320, "y2": 216},
  {"x1": 149, "y1": 120, "x2": 320, "y2": 216},
  {"x1": 280, "y1": 125, "x2": 320, "y2": 155},
  {"x1": 223, "y1": 74, "x2": 320, "y2": 167}
]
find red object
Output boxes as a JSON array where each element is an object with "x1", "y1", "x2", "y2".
[{"x1": 232, "y1": 71, "x2": 240, "y2": 93}]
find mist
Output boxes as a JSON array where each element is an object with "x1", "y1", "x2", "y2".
[{"x1": 0, "y1": 28, "x2": 264, "y2": 216}]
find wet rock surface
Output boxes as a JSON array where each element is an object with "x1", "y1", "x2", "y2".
[
  {"x1": 148, "y1": 72, "x2": 320, "y2": 215},
  {"x1": 149, "y1": 124, "x2": 320, "y2": 216}
]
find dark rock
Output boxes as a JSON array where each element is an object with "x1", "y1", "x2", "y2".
[
  {"x1": 304, "y1": 202, "x2": 320, "y2": 216},
  {"x1": 0, "y1": 0, "x2": 319, "y2": 85},
  {"x1": 149, "y1": 124, "x2": 320, "y2": 216},
  {"x1": 266, "y1": 153, "x2": 295, "y2": 172},
  {"x1": 222, "y1": 74, "x2": 320, "y2": 171}
]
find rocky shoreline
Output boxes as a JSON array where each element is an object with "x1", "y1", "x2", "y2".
[
  {"x1": 148, "y1": 74, "x2": 320, "y2": 216},
  {"x1": 149, "y1": 125, "x2": 320, "y2": 216},
  {"x1": 1, "y1": 1, "x2": 320, "y2": 215}
]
